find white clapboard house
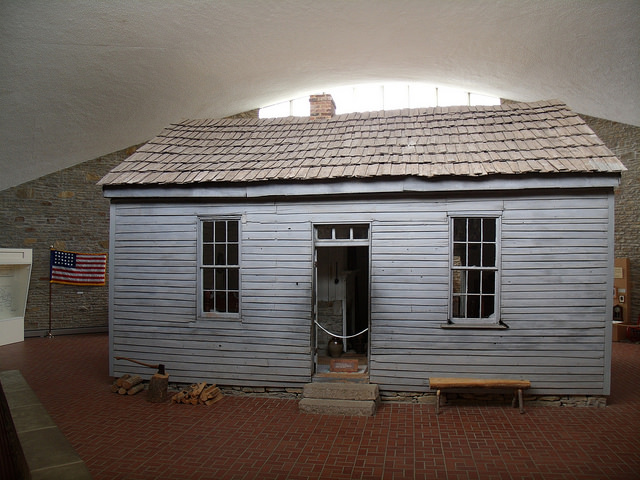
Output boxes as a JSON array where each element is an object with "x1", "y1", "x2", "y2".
[{"x1": 100, "y1": 99, "x2": 625, "y2": 397}]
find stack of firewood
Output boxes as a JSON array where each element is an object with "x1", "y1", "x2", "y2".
[
  {"x1": 171, "y1": 382, "x2": 223, "y2": 406},
  {"x1": 111, "y1": 374, "x2": 145, "y2": 396}
]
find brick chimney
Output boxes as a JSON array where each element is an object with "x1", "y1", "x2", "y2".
[{"x1": 309, "y1": 94, "x2": 336, "y2": 119}]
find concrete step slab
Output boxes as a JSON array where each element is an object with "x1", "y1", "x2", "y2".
[
  {"x1": 303, "y1": 382, "x2": 379, "y2": 401},
  {"x1": 299, "y1": 398, "x2": 377, "y2": 416}
]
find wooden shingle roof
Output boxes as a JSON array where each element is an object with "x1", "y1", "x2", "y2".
[{"x1": 99, "y1": 100, "x2": 624, "y2": 187}]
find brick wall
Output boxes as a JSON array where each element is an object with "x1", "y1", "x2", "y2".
[
  {"x1": 579, "y1": 115, "x2": 640, "y2": 325},
  {"x1": 0, "y1": 146, "x2": 139, "y2": 334}
]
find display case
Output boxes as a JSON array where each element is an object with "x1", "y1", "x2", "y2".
[
  {"x1": 612, "y1": 257, "x2": 632, "y2": 342},
  {"x1": 0, "y1": 249, "x2": 32, "y2": 346},
  {"x1": 614, "y1": 258, "x2": 631, "y2": 324}
]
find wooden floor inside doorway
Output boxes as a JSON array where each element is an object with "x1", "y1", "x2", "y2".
[{"x1": 314, "y1": 353, "x2": 369, "y2": 381}]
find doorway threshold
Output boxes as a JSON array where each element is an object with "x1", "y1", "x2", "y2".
[{"x1": 312, "y1": 371, "x2": 370, "y2": 383}]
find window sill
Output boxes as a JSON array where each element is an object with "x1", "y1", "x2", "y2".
[
  {"x1": 196, "y1": 313, "x2": 241, "y2": 322},
  {"x1": 440, "y1": 322, "x2": 508, "y2": 330}
]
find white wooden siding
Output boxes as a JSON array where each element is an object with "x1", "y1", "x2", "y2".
[{"x1": 109, "y1": 190, "x2": 613, "y2": 394}]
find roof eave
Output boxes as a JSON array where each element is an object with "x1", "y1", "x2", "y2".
[{"x1": 102, "y1": 172, "x2": 622, "y2": 200}]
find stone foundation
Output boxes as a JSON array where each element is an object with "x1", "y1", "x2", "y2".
[
  {"x1": 379, "y1": 390, "x2": 607, "y2": 407},
  {"x1": 219, "y1": 385, "x2": 305, "y2": 399},
  {"x1": 171, "y1": 383, "x2": 607, "y2": 408}
]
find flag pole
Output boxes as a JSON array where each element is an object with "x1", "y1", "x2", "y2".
[{"x1": 47, "y1": 246, "x2": 54, "y2": 338}]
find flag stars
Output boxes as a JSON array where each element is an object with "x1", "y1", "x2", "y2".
[{"x1": 54, "y1": 251, "x2": 76, "y2": 267}]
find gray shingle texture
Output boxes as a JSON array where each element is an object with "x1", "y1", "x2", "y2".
[{"x1": 99, "y1": 101, "x2": 625, "y2": 186}]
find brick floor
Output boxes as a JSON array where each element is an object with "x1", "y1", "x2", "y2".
[{"x1": 1, "y1": 334, "x2": 639, "y2": 479}]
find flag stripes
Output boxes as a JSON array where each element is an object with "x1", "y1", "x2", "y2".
[{"x1": 50, "y1": 250, "x2": 107, "y2": 286}]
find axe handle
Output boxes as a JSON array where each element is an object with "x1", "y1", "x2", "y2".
[{"x1": 115, "y1": 356, "x2": 158, "y2": 370}]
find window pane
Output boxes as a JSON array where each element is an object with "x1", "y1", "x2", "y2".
[
  {"x1": 468, "y1": 270, "x2": 481, "y2": 293},
  {"x1": 227, "y1": 243, "x2": 238, "y2": 265},
  {"x1": 452, "y1": 270, "x2": 465, "y2": 294},
  {"x1": 216, "y1": 292, "x2": 226, "y2": 312},
  {"x1": 228, "y1": 268, "x2": 239, "y2": 290},
  {"x1": 468, "y1": 218, "x2": 481, "y2": 242},
  {"x1": 215, "y1": 268, "x2": 226, "y2": 290},
  {"x1": 483, "y1": 218, "x2": 496, "y2": 241},
  {"x1": 317, "y1": 226, "x2": 332, "y2": 239},
  {"x1": 203, "y1": 245, "x2": 214, "y2": 265},
  {"x1": 467, "y1": 295, "x2": 480, "y2": 317},
  {"x1": 203, "y1": 291, "x2": 213, "y2": 312},
  {"x1": 215, "y1": 221, "x2": 226, "y2": 242},
  {"x1": 452, "y1": 295, "x2": 464, "y2": 317},
  {"x1": 227, "y1": 221, "x2": 238, "y2": 242},
  {"x1": 468, "y1": 243, "x2": 481, "y2": 267},
  {"x1": 203, "y1": 268, "x2": 214, "y2": 290},
  {"x1": 228, "y1": 292, "x2": 239, "y2": 313},
  {"x1": 203, "y1": 222, "x2": 213, "y2": 242},
  {"x1": 353, "y1": 226, "x2": 368, "y2": 239},
  {"x1": 215, "y1": 244, "x2": 226, "y2": 265},
  {"x1": 453, "y1": 218, "x2": 466, "y2": 241},
  {"x1": 482, "y1": 243, "x2": 496, "y2": 267},
  {"x1": 482, "y1": 271, "x2": 495, "y2": 294},
  {"x1": 481, "y1": 296, "x2": 495, "y2": 318},
  {"x1": 335, "y1": 226, "x2": 350, "y2": 239},
  {"x1": 453, "y1": 243, "x2": 466, "y2": 266}
]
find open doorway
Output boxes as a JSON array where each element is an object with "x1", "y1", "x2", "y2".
[{"x1": 313, "y1": 224, "x2": 370, "y2": 378}]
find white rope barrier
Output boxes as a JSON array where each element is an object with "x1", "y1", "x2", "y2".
[{"x1": 314, "y1": 321, "x2": 368, "y2": 340}]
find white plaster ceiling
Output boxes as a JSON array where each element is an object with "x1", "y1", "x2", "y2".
[{"x1": 1, "y1": 0, "x2": 638, "y2": 191}]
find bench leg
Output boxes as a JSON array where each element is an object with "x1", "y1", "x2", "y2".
[
  {"x1": 511, "y1": 390, "x2": 517, "y2": 408},
  {"x1": 436, "y1": 389, "x2": 441, "y2": 415},
  {"x1": 518, "y1": 388, "x2": 524, "y2": 414}
]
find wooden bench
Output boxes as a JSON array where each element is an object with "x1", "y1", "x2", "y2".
[{"x1": 429, "y1": 377, "x2": 531, "y2": 414}]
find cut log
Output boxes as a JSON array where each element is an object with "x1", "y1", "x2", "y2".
[
  {"x1": 191, "y1": 382, "x2": 207, "y2": 397},
  {"x1": 171, "y1": 390, "x2": 187, "y2": 403},
  {"x1": 204, "y1": 394, "x2": 224, "y2": 406},
  {"x1": 115, "y1": 374, "x2": 131, "y2": 387},
  {"x1": 147, "y1": 373, "x2": 169, "y2": 403},
  {"x1": 127, "y1": 383, "x2": 145, "y2": 395},
  {"x1": 121, "y1": 375, "x2": 143, "y2": 390},
  {"x1": 170, "y1": 381, "x2": 223, "y2": 405},
  {"x1": 200, "y1": 384, "x2": 219, "y2": 401}
]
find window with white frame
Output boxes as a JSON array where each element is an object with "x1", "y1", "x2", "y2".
[
  {"x1": 200, "y1": 218, "x2": 240, "y2": 315},
  {"x1": 450, "y1": 216, "x2": 499, "y2": 323}
]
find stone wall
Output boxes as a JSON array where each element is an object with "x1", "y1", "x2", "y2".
[
  {"x1": 579, "y1": 115, "x2": 639, "y2": 325},
  {"x1": 0, "y1": 146, "x2": 139, "y2": 334}
]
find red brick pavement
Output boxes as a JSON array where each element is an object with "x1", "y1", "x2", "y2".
[{"x1": 1, "y1": 334, "x2": 639, "y2": 479}]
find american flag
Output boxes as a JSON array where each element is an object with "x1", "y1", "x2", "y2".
[{"x1": 50, "y1": 250, "x2": 107, "y2": 286}]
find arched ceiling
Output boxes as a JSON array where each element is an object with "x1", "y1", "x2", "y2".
[{"x1": 1, "y1": 0, "x2": 638, "y2": 191}]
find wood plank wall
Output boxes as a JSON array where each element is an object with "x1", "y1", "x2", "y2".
[{"x1": 109, "y1": 190, "x2": 613, "y2": 395}]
